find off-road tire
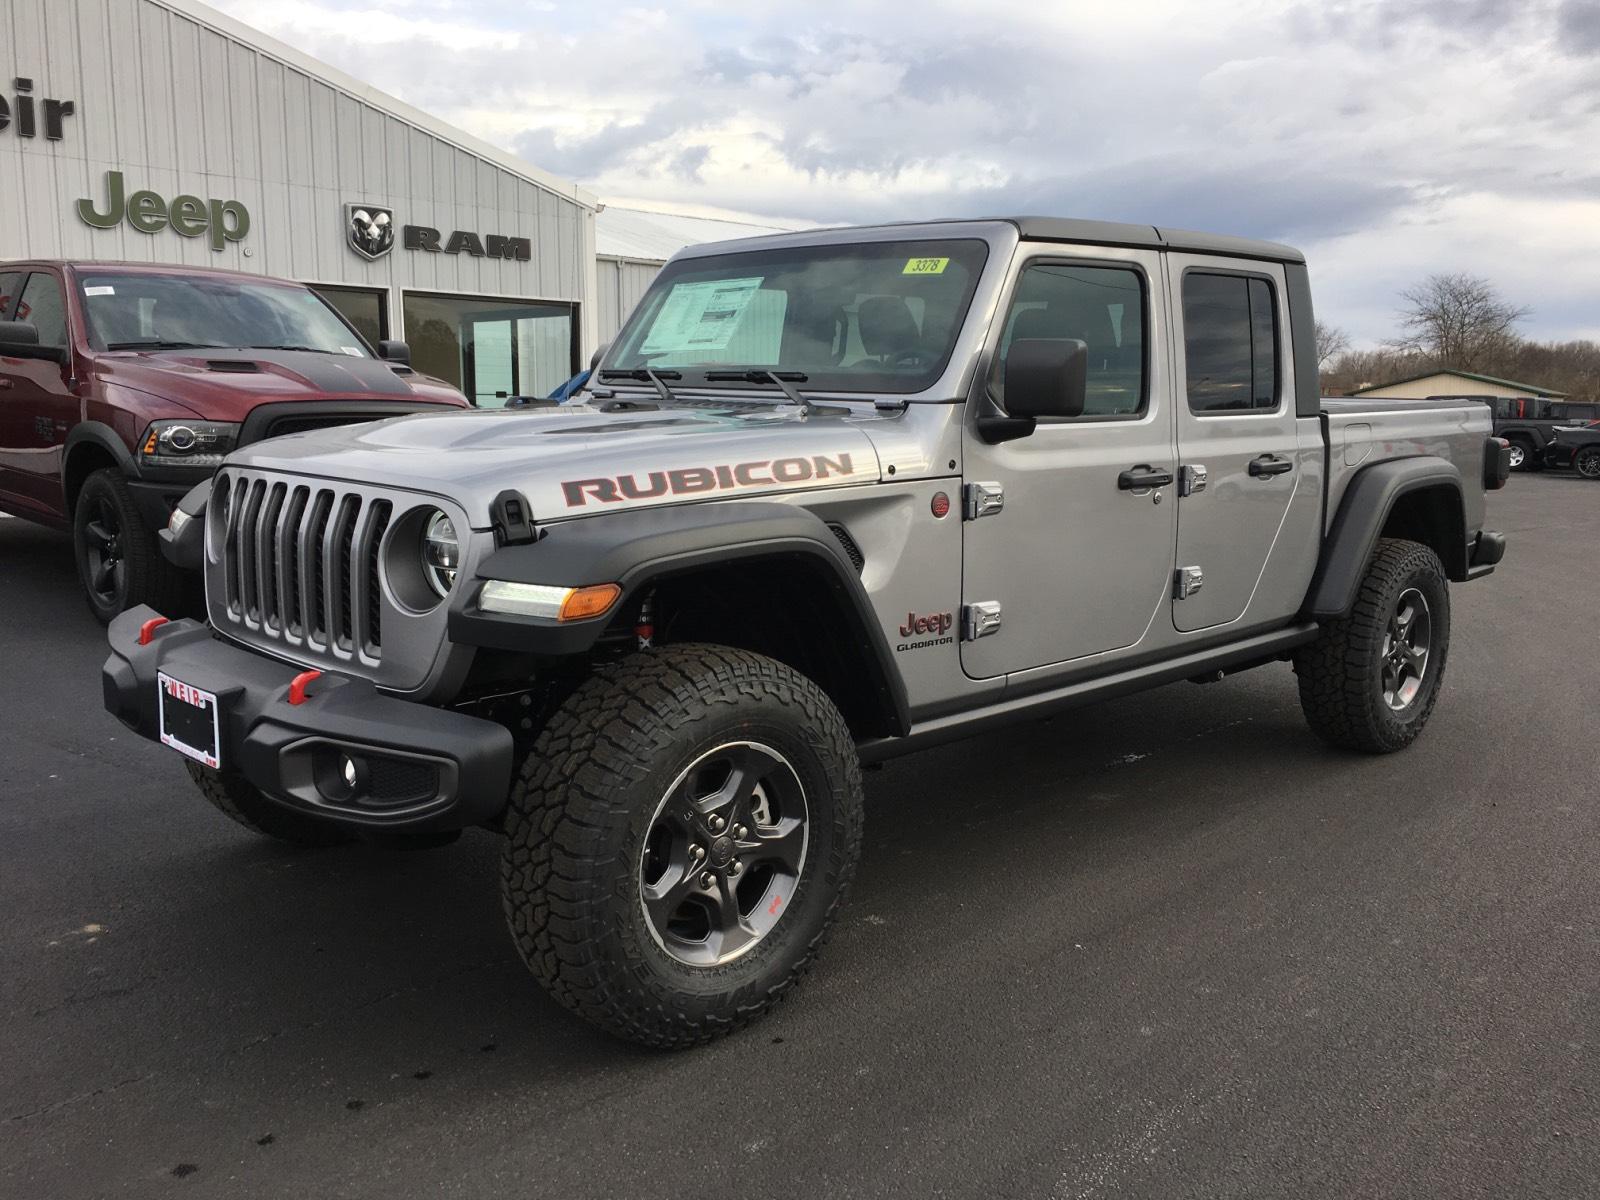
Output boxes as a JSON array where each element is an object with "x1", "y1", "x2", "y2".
[
  {"x1": 500, "y1": 644, "x2": 864, "y2": 1049},
  {"x1": 73, "y1": 467, "x2": 185, "y2": 624},
  {"x1": 1574, "y1": 447, "x2": 1600, "y2": 480},
  {"x1": 1294, "y1": 538, "x2": 1450, "y2": 753},
  {"x1": 184, "y1": 760, "x2": 353, "y2": 846}
]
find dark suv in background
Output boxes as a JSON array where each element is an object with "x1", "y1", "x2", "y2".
[{"x1": 0, "y1": 262, "x2": 469, "y2": 620}]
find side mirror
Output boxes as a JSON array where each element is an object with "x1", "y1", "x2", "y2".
[
  {"x1": 378, "y1": 339, "x2": 411, "y2": 366},
  {"x1": 0, "y1": 320, "x2": 67, "y2": 365},
  {"x1": 588, "y1": 341, "x2": 610, "y2": 370},
  {"x1": 1003, "y1": 338, "x2": 1087, "y2": 419}
]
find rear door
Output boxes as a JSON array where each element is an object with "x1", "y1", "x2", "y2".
[
  {"x1": 1167, "y1": 258, "x2": 1300, "y2": 632},
  {"x1": 960, "y1": 246, "x2": 1178, "y2": 678}
]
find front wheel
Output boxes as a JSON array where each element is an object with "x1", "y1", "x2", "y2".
[
  {"x1": 1574, "y1": 447, "x2": 1600, "y2": 480},
  {"x1": 1294, "y1": 538, "x2": 1451, "y2": 753},
  {"x1": 72, "y1": 467, "x2": 185, "y2": 623},
  {"x1": 500, "y1": 644, "x2": 864, "y2": 1048},
  {"x1": 1506, "y1": 440, "x2": 1530, "y2": 471}
]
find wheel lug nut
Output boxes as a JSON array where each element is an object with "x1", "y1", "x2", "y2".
[
  {"x1": 735, "y1": 825, "x2": 748, "y2": 838},
  {"x1": 700, "y1": 872, "x2": 716, "y2": 889},
  {"x1": 711, "y1": 816, "x2": 726, "y2": 832},
  {"x1": 690, "y1": 844, "x2": 705, "y2": 859},
  {"x1": 729, "y1": 861, "x2": 741, "y2": 876}
]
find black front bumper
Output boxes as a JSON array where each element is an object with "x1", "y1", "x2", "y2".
[{"x1": 102, "y1": 607, "x2": 514, "y2": 833}]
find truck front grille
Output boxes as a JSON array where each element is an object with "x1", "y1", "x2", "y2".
[{"x1": 212, "y1": 471, "x2": 393, "y2": 663}]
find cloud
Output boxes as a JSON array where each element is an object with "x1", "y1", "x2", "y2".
[{"x1": 207, "y1": 0, "x2": 1600, "y2": 346}]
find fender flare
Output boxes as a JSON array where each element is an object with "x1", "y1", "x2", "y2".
[
  {"x1": 1303, "y1": 456, "x2": 1467, "y2": 619},
  {"x1": 62, "y1": 421, "x2": 138, "y2": 497},
  {"x1": 448, "y1": 501, "x2": 911, "y2": 737}
]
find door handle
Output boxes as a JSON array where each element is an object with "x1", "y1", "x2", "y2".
[
  {"x1": 1118, "y1": 465, "x2": 1174, "y2": 490},
  {"x1": 1248, "y1": 454, "x2": 1293, "y2": 477}
]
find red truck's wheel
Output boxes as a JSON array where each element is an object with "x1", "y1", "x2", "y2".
[
  {"x1": 72, "y1": 468, "x2": 185, "y2": 624},
  {"x1": 500, "y1": 644, "x2": 863, "y2": 1049}
]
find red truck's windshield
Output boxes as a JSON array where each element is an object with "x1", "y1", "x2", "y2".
[{"x1": 76, "y1": 273, "x2": 371, "y2": 357}]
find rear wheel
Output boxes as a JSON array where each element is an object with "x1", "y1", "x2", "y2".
[
  {"x1": 72, "y1": 467, "x2": 185, "y2": 623},
  {"x1": 1294, "y1": 538, "x2": 1451, "y2": 753},
  {"x1": 1506, "y1": 440, "x2": 1532, "y2": 471},
  {"x1": 500, "y1": 644, "x2": 863, "y2": 1048},
  {"x1": 1574, "y1": 447, "x2": 1600, "y2": 480}
]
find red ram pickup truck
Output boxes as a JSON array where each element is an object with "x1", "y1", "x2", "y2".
[{"x1": 0, "y1": 261, "x2": 469, "y2": 620}]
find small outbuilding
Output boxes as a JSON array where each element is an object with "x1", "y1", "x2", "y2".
[{"x1": 1351, "y1": 370, "x2": 1566, "y2": 401}]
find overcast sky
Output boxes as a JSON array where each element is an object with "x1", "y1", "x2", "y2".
[{"x1": 213, "y1": 0, "x2": 1600, "y2": 347}]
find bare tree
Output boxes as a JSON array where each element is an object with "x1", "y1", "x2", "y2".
[
  {"x1": 1314, "y1": 320, "x2": 1352, "y2": 372},
  {"x1": 1389, "y1": 273, "x2": 1530, "y2": 371}
]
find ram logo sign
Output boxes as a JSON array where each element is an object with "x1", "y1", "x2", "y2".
[{"x1": 346, "y1": 204, "x2": 395, "y2": 260}]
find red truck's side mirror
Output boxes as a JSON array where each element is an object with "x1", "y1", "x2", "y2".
[
  {"x1": 0, "y1": 320, "x2": 68, "y2": 366},
  {"x1": 378, "y1": 339, "x2": 411, "y2": 366}
]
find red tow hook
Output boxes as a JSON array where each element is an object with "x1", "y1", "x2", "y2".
[
  {"x1": 137, "y1": 616, "x2": 170, "y2": 646},
  {"x1": 287, "y1": 669, "x2": 323, "y2": 706}
]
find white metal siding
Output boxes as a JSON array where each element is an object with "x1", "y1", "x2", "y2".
[
  {"x1": 595, "y1": 255, "x2": 662, "y2": 344},
  {"x1": 1, "y1": 0, "x2": 596, "y2": 348}
]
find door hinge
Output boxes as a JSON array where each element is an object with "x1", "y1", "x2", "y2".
[
  {"x1": 963, "y1": 481, "x2": 1005, "y2": 520},
  {"x1": 1179, "y1": 464, "x2": 1208, "y2": 497},
  {"x1": 961, "y1": 601, "x2": 1003, "y2": 641},
  {"x1": 1174, "y1": 565, "x2": 1204, "y2": 599}
]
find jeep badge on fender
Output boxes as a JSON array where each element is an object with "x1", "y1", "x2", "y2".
[{"x1": 102, "y1": 216, "x2": 1508, "y2": 1050}]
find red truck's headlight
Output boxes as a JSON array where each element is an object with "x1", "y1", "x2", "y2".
[{"x1": 139, "y1": 419, "x2": 239, "y2": 469}]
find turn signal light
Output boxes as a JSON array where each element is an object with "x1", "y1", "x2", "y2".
[{"x1": 560, "y1": 584, "x2": 622, "y2": 622}]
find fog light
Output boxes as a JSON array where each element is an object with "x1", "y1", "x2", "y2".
[
  {"x1": 341, "y1": 754, "x2": 359, "y2": 791},
  {"x1": 316, "y1": 749, "x2": 368, "y2": 803}
]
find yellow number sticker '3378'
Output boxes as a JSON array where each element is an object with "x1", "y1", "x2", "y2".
[{"x1": 902, "y1": 257, "x2": 949, "y2": 275}]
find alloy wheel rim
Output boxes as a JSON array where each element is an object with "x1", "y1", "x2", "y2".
[
  {"x1": 1379, "y1": 587, "x2": 1432, "y2": 712},
  {"x1": 638, "y1": 740, "x2": 809, "y2": 967},
  {"x1": 1508, "y1": 444, "x2": 1525, "y2": 468},
  {"x1": 83, "y1": 496, "x2": 126, "y2": 604},
  {"x1": 1578, "y1": 452, "x2": 1600, "y2": 479}
]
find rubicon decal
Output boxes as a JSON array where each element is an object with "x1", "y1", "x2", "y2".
[
  {"x1": 563, "y1": 453, "x2": 859, "y2": 507},
  {"x1": 896, "y1": 611, "x2": 955, "y2": 652}
]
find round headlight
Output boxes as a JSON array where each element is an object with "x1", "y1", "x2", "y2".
[{"x1": 421, "y1": 510, "x2": 459, "y2": 597}]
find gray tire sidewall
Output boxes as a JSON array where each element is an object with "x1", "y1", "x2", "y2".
[
  {"x1": 1366, "y1": 548, "x2": 1451, "y2": 740},
  {"x1": 604, "y1": 706, "x2": 854, "y2": 1003}
]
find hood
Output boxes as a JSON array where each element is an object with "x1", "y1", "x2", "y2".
[
  {"x1": 225, "y1": 401, "x2": 885, "y2": 526},
  {"x1": 94, "y1": 347, "x2": 468, "y2": 420}
]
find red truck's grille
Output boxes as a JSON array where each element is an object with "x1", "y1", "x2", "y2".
[{"x1": 212, "y1": 472, "x2": 391, "y2": 660}]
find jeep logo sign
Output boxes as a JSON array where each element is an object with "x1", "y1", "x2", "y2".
[{"x1": 77, "y1": 171, "x2": 249, "y2": 252}]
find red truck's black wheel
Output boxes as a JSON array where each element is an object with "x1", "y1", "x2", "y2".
[
  {"x1": 1294, "y1": 538, "x2": 1451, "y2": 753},
  {"x1": 500, "y1": 644, "x2": 863, "y2": 1049},
  {"x1": 72, "y1": 468, "x2": 185, "y2": 624}
]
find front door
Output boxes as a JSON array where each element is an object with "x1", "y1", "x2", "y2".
[
  {"x1": 2, "y1": 272, "x2": 76, "y2": 514},
  {"x1": 960, "y1": 247, "x2": 1178, "y2": 679},
  {"x1": 1166, "y1": 257, "x2": 1300, "y2": 633}
]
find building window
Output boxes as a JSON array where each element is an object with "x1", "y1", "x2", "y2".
[
  {"x1": 401, "y1": 292, "x2": 575, "y2": 406},
  {"x1": 311, "y1": 285, "x2": 388, "y2": 349},
  {"x1": 1182, "y1": 273, "x2": 1279, "y2": 413}
]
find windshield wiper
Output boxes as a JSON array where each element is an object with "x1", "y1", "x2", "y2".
[
  {"x1": 243, "y1": 344, "x2": 338, "y2": 354},
  {"x1": 106, "y1": 340, "x2": 227, "y2": 351},
  {"x1": 702, "y1": 368, "x2": 828, "y2": 417},
  {"x1": 598, "y1": 367, "x2": 682, "y2": 404}
]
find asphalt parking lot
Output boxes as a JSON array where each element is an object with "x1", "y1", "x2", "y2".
[{"x1": 2, "y1": 474, "x2": 1597, "y2": 1200}]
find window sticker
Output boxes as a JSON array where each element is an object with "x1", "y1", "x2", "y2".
[
  {"x1": 340, "y1": 346, "x2": 363, "y2": 357},
  {"x1": 902, "y1": 257, "x2": 949, "y2": 276},
  {"x1": 639, "y1": 277, "x2": 765, "y2": 355},
  {"x1": 84, "y1": 285, "x2": 116, "y2": 296}
]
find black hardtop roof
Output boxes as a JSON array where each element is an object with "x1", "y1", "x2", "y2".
[{"x1": 1006, "y1": 217, "x2": 1304, "y2": 264}]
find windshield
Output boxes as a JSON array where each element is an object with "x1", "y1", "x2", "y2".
[
  {"x1": 606, "y1": 239, "x2": 989, "y2": 394},
  {"x1": 77, "y1": 273, "x2": 372, "y2": 356}
]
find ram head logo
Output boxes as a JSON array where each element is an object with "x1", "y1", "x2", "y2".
[{"x1": 346, "y1": 204, "x2": 395, "y2": 260}]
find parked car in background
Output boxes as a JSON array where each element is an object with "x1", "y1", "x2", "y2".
[
  {"x1": 1480, "y1": 396, "x2": 1600, "y2": 470},
  {"x1": 0, "y1": 262, "x2": 470, "y2": 620},
  {"x1": 1543, "y1": 422, "x2": 1600, "y2": 478}
]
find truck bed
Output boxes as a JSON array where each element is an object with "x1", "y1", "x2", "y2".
[{"x1": 1319, "y1": 396, "x2": 1492, "y2": 536}]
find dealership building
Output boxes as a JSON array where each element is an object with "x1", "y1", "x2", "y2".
[{"x1": 0, "y1": 0, "x2": 746, "y2": 403}]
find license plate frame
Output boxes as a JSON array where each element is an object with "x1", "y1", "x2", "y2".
[{"x1": 157, "y1": 671, "x2": 222, "y2": 769}]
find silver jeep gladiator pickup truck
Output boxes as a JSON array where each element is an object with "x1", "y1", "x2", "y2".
[{"x1": 103, "y1": 218, "x2": 1510, "y2": 1047}]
